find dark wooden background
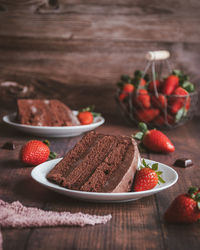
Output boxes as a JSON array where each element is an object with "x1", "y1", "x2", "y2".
[
  {"x1": 1, "y1": 2, "x2": 200, "y2": 249},
  {"x1": 0, "y1": 0, "x2": 200, "y2": 117}
]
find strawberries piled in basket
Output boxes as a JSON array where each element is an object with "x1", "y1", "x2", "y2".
[{"x1": 116, "y1": 69, "x2": 197, "y2": 128}]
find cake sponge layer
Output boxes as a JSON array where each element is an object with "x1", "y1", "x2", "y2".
[{"x1": 47, "y1": 131, "x2": 140, "y2": 193}]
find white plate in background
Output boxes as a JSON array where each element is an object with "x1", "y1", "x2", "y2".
[
  {"x1": 3, "y1": 112, "x2": 105, "y2": 138},
  {"x1": 31, "y1": 158, "x2": 178, "y2": 203}
]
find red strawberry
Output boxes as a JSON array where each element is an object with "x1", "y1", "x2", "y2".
[
  {"x1": 143, "y1": 130, "x2": 175, "y2": 153},
  {"x1": 170, "y1": 87, "x2": 190, "y2": 114},
  {"x1": 162, "y1": 75, "x2": 179, "y2": 95},
  {"x1": 119, "y1": 92, "x2": 127, "y2": 101},
  {"x1": 139, "y1": 78, "x2": 146, "y2": 87},
  {"x1": 133, "y1": 159, "x2": 165, "y2": 191},
  {"x1": 151, "y1": 94, "x2": 167, "y2": 109},
  {"x1": 164, "y1": 187, "x2": 200, "y2": 223},
  {"x1": 123, "y1": 83, "x2": 134, "y2": 93},
  {"x1": 136, "y1": 108, "x2": 160, "y2": 123},
  {"x1": 21, "y1": 140, "x2": 50, "y2": 166},
  {"x1": 134, "y1": 122, "x2": 175, "y2": 153},
  {"x1": 154, "y1": 114, "x2": 174, "y2": 126},
  {"x1": 78, "y1": 111, "x2": 93, "y2": 125},
  {"x1": 119, "y1": 83, "x2": 134, "y2": 101},
  {"x1": 148, "y1": 80, "x2": 160, "y2": 92},
  {"x1": 136, "y1": 89, "x2": 151, "y2": 108}
]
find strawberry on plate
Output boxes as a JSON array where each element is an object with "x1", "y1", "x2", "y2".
[
  {"x1": 78, "y1": 111, "x2": 93, "y2": 125},
  {"x1": 133, "y1": 122, "x2": 175, "y2": 153},
  {"x1": 20, "y1": 140, "x2": 56, "y2": 166},
  {"x1": 164, "y1": 187, "x2": 200, "y2": 223},
  {"x1": 78, "y1": 105, "x2": 101, "y2": 125},
  {"x1": 133, "y1": 159, "x2": 165, "y2": 191}
]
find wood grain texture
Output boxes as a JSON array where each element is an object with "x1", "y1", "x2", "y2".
[
  {"x1": 0, "y1": 0, "x2": 200, "y2": 116},
  {"x1": 1, "y1": 117, "x2": 200, "y2": 250}
]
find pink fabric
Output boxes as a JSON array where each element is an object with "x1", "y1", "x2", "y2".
[
  {"x1": 0, "y1": 199, "x2": 112, "y2": 249},
  {"x1": 0, "y1": 200, "x2": 112, "y2": 228}
]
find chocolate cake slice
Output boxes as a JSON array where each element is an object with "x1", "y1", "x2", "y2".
[
  {"x1": 17, "y1": 99, "x2": 80, "y2": 126},
  {"x1": 47, "y1": 131, "x2": 140, "y2": 193}
]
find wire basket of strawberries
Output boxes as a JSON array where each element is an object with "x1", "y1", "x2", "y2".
[{"x1": 116, "y1": 50, "x2": 198, "y2": 128}]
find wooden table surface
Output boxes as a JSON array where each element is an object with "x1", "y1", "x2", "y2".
[{"x1": 0, "y1": 115, "x2": 200, "y2": 250}]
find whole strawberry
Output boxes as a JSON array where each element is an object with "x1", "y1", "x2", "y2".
[
  {"x1": 133, "y1": 159, "x2": 165, "y2": 191},
  {"x1": 136, "y1": 108, "x2": 160, "y2": 123},
  {"x1": 78, "y1": 105, "x2": 101, "y2": 125},
  {"x1": 20, "y1": 140, "x2": 54, "y2": 166},
  {"x1": 170, "y1": 87, "x2": 190, "y2": 114},
  {"x1": 78, "y1": 111, "x2": 93, "y2": 125},
  {"x1": 135, "y1": 89, "x2": 151, "y2": 109},
  {"x1": 164, "y1": 187, "x2": 200, "y2": 223},
  {"x1": 134, "y1": 122, "x2": 175, "y2": 153},
  {"x1": 148, "y1": 80, "x2": 161, "y2": 92},
  {"x1": 119, "y1": 83, "x2": 135, "y2": 101},
  {"x1": 151, "y1": 94, "x2": 167, "y2": 110},
  {"x1": 162, "y1": 75, "x2": 179, "y2": 95}
]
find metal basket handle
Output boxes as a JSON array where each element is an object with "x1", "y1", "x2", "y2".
[{"x1": 146, "y1": 50, "x2": 170, "y2": 61}]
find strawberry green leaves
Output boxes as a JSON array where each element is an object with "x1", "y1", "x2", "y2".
[
  {"x1": 133, "y1": 122, "x2": 148, "y2": 140},
  {"x1": 188, "y1": 186, "x2": 200, "y2": 210},
  {"x1": 133, "y1": 159, "x2": 165, "y2": 191},
  {"x1": 133, "y1": 122, "x2": 175, "y2": 153},
  {"x1": 79, "y1": 105, "x2": 101, "y2": 119},
  {"x1": 172, "y1": 69, "x2": 195, "y2": 93},
  {"x1": 139, "y1": 159, "x2": 165, "y2": 185},
  {"x1": 43, "y1": 140, "x2": 57, "y2": 159}
]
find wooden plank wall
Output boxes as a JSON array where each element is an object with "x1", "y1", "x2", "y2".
[{"x1": 0, "y1": 0, "x2": 199, "y2": 115}]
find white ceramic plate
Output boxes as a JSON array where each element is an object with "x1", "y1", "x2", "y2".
[
  {"x1": 3, "y1": 112, "x2": 105, "y2": 138},
  {"x1": 31, "y1": 158, "x2": 178, "y2": 203}
]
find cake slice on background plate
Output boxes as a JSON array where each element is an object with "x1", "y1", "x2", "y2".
[
  {"x1": 47, "y1": 131, "x2": 140, "y2": 193},
  {"x1": 17, "y1": 99, "x2": 80, "y2": 126}
]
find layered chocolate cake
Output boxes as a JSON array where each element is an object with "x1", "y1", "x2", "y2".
[
  {"x1": 17, "y1": 99, "x2": 80, "y2": 126},
  {"x1": 47, "y1": 131, "x2": 140, "y2": 193}
]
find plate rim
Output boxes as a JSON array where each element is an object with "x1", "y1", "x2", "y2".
[
  {"x1": 2, "y1": 112, "x2": 105, "y2": 130},
  {"x1": 31, "y1": 158, "x2": 178, "y2": 199}
]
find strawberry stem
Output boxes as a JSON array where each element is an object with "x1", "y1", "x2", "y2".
[
  {"x1": 79, "y1": 105, "x2": 95, "y2": 113},
  {"x1": 139, "y1": 159, "x2": 165, "y2": 184},
  {"x1": 49, "y1": 151, "x2": 57, "y2": 159},
  {"x1": 138, "y1": 122, "x2": 148, "y2": 133},
  {"x1": 133, "y1": 132, "x2": 144, "y2": 140},
  {"x1": 43, "y1": 140, "x2": 50, "y2": 147}
]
